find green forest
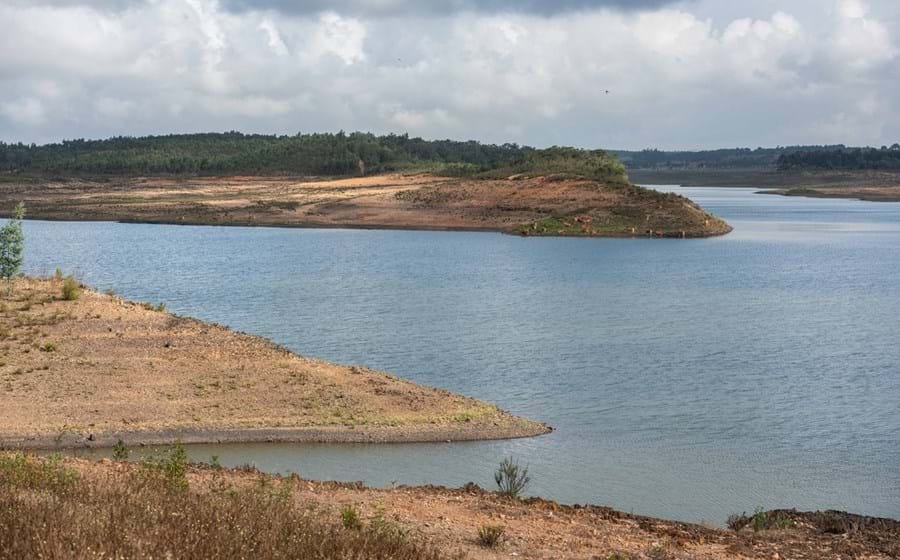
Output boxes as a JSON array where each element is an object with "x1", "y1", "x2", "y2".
[
  {"x1": 0, "y1": 132, "x2": 626, "y2": 183},
  {"x1": 776, "y1": 145, "x2": 900, "y2": 170}
]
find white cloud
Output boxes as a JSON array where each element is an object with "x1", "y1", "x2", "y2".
[
  {"x1": 832, "y1": 0, "x2": 897, "y2": 70},
  {"x1": 302, "y1": 12, "x2": 367, "y2": 65},
  {"x1": 259, "y1": 19, "x2": 289, "y2": 56},
  {"x1": 838, "y1": 0, "x2": 869, "y2": 19}
]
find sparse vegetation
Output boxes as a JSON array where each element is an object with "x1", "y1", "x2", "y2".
[
  {"x1": 477, "y1": 524, "x2": 505, "y2": 548},
  {"x1": 39, "y1": 341, "x2": 56, "y2": 352},
  {"x1": 494, "y1": 456, "x2": 530, "y2": 499},
  {"x1": 61, "y1": 275, "x2": 80, "y2": 301}
]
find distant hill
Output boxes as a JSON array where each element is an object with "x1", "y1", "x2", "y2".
[{"x1": 0, "y1": 132, "x2": 626, "y2": 184}]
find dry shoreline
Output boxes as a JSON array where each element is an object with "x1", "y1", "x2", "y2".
[
  {"x1": 0, "y1": 277, "x2": 549, "y2": 449},
  {"x1": 0, "y1": 173, "x2": 732, "y2": 238},
  {"x1": 3, "y1": 423, "x2": 550, "y2": 450}
]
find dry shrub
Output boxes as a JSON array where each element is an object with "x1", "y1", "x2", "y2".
[{"x1": 477, "y1": 524, "x2": 505, "y2": 548}]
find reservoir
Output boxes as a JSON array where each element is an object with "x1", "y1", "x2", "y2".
[{"x1": 22, "y1": 187, "x2": 900, "y2": 524}]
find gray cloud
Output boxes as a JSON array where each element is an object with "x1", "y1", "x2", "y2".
[
  {"x1": 3, "y1": 0, "x2": 144, "y2": 9},
  {"x1": 0, "y1": 0, "x2": 898, "y2": 149},
  {"x1": 219, "y1": 0, "x2": 681, "y2": 16}
]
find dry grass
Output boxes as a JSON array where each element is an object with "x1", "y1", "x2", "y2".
[{"x1": 0, "y1": 453, "x2": 447, "y2": 560}]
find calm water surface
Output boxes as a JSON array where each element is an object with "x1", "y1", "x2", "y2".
[{"x1": 22, "y1": 187, "x2": 900, "y2": 524}]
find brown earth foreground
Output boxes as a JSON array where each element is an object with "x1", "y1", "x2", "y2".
[
  {"x1": 0, "y1": 173, "x2": 731, "y2": 237},
  {"x1": 3, "y1": 454, "x2": 898, "y2": 560},
  {"x1": 0, "y1": 277, "x2": 549, "y2": 448}
]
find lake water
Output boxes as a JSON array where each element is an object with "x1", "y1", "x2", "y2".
[{"x1": 21, "y1": 187, "x2": 900, "y2": 524}]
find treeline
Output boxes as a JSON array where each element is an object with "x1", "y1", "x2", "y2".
[
  {"x1": 0, "y1": 132, "x2": 626, "y2": 183},
  {"x1": 777, "y1": 145, "x2": 900, "y2": 170},
  {"x1": 615, "y1": 146, "x2": 851, "y2": 170}
]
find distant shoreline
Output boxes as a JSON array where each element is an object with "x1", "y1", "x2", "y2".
[{"x1": 629, "y1": 168, "x2": 900, "y2": 202}]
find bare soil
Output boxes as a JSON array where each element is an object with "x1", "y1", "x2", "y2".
[
  {"x1": 43, "y1": 456, "x2": 900, "y2": 559},
  {"x1": 0, "y1": 278, "x2": 549, "y2": 448},
  {"x1": 0, "y1": 173, "x2": 731, "y2": 237}
]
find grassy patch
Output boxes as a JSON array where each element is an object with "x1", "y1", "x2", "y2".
[{"x1": 515, "y1": 216, "x2": 577, "y2": 236}]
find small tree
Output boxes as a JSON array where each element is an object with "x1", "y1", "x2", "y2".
[{"x1": 0, "y1": 203, "x2": 25, "y2": 296}]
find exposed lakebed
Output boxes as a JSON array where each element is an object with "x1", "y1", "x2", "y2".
[{"x1": 22, "y1": 187, "x2": 900, "y2": 524}]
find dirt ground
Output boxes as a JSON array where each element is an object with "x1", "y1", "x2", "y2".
[
  {"x1": 49, "y1": 456, "x2": 900, "y2": 560},
  {"x1": 0, "y1": 278, "x2": 549, "y2": 448},
  {"x1": 0, "y1": 173, "x2": 731, "y2": 237}
]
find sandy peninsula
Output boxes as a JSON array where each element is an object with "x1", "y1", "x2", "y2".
[
  {"x1": 0, "y1": 277, "x2": 549, "y2": 448},
  {"x1": 0, "y1": 173, "x2": 732, "y2": 238}
]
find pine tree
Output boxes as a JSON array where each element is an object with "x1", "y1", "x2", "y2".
[{"x1": 0, "y1": 202, "x2": 25, "y2": 296}]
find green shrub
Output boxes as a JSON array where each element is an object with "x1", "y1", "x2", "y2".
[
  {"x1": 141, "y1": 443, "x2": 189, "y2": 490},
  {"x1": 0, "y1": 452, "x2": 78, "y2": 490},
  {"x1": 494, "y1": 456, "x2": 530, "y2": 499},
  {"x1": 61, "y1": 276, "x2": 80, "y2": 301},
  {"x1": 112, "y1": 439, "x2": 129, "y2": 461},
  {"x1": 368, "y1": 510, "x2": 408, "y2": 545},
  {"x1": 340, "y1": 504, "x2": 362, "y2": 530},
  {"x1": 477, "y1": 525, "x2": 505, "y2": 548},
  {"x1": 39, "y1": 341, "x2": 56, "y2": 352},
  {"x1": 728, "y1": 508, "x2": 793, "y2": 532}
]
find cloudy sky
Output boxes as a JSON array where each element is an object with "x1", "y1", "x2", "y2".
[{"x1": 1, "y1": 0, "x2": 898, "y2": 149}]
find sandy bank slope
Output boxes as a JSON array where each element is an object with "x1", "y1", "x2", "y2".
[
  {"x1": 0, "y1": 278, "x2": 549, "y2": 448},
  {"x1": 0, "y1": 173, "x2": 731, "y2": 237}
]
